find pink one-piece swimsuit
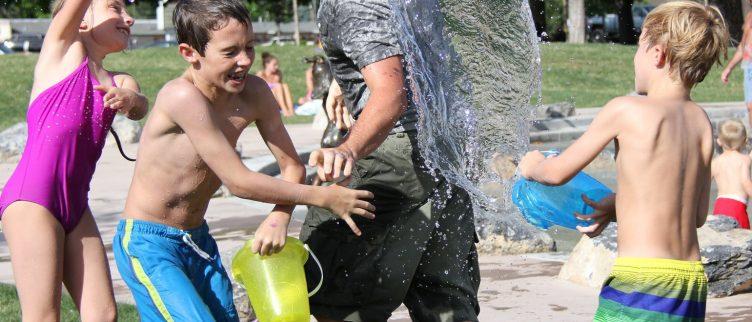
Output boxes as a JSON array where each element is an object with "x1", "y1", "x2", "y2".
[{"x1": 0, "y1": 57, "x2": 116, "y2": 232}]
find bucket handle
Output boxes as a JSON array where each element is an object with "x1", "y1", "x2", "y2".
[{"x1": 303, "y1": 244, "x2": 323, "y2": 297}]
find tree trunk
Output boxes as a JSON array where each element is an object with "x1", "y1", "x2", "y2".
[
  {"x1": 529, "y1": 0, "x2": 546, "y2": 39},
  {"x1": 567, "y1": 0, "x2": 585, "y2": 44},
  {"x1": 617, "y1": 0, "x2": 636, "y2": 44},
  {"x1": 293, "y1": 0, "x2": 300, "y2": 45},
  {"x1": 709, "y1": 0, "x2": 743, "y2": 43}
]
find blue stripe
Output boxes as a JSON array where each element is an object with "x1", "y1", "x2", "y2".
[{"x1": 599, "y1": 285, "x2": 706, "y2": 318}]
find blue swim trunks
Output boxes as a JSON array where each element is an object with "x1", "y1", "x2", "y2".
[
  {"x1": 744, "y1": 65, "x2": 752, "y2": 103},
  {"x1": 113, "y1": 219, "x2": 239, "y2": 322}
]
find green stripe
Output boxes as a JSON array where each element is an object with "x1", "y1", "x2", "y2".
[
  {"x1": 595, "y1": 298, "x2": 704, "y2": 322},
  {"x1": 123, "y1": 220, "x2": 174, "y2": 322},
  {"x1": 607, "y1": 273, "x2": 707, "y2": 302}
]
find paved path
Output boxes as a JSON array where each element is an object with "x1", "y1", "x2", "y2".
[{"x1": 1, "y1": 122, "x2": 751, "y2": 321}]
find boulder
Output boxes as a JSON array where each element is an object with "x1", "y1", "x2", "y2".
[
  {"x1": 220, "y1": 247, "x2": 255, "y2": 322},
  {"x1": 106, "y1": 114, "x2": 142, "y2": 146},
  {"x1": 558, "y1": 216, "x2": 752, "y2": 297},
  {"x1": 0, "y1": 122, "x2": 27, "y2": 163}
]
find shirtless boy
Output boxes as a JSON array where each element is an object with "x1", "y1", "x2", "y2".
[
  {"x1": 112, "y1": 1, "x2": 374, "y2": 320},
  {"x1": 519, "y1": 2, "x2": 728, "y2": 321},
  {"x1": 711, "y1": 119, "x2": 751, "y2": 229}
]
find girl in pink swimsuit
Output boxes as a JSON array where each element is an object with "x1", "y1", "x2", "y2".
[{"x1": 0, "y1": 0, "x2": 147, "y2": 320}]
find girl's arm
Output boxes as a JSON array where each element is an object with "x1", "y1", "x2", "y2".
[
  {"x1": 44, "y1": 0, "x2": 92, "y2": 53},
  {"x1": 722, "y1": 15, "x2": 752, "y2": 83}
]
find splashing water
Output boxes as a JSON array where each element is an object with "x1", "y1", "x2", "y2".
[{"x1": 390, "y1": 0, "x2": 541, "y2": 229}]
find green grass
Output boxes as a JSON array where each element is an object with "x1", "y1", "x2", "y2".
[
  {"x1": 0, "y1": 283, "x2": 140, "y2": 321},
  {"x1": 540, "y1": 43, "x2": 743, "y2": 107},
  {"x1": 0, "y1": 45, "x2": 317, "y2": 130},
  {"x1": 0, "y1": 43, "x2": 744, "y2": 130}
]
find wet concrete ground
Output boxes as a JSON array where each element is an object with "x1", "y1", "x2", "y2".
[{"x1": 1, "y1": 123, "x2": 751, "y2": 321}]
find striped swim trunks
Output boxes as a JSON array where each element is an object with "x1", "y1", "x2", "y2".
[{"x1": 594, "y1": 257, "x2": 707, "y2": 322}]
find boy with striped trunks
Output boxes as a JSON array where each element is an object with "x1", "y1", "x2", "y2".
[
  {"x1": 711, "y1": 119, "x2": 751, "y2": 229},
  {"x1": 112, "y1": 1, "x2": 375, "y2": 320},
  {"x1": 519, "y1": 2, "x2": 729, "y2": 321}
]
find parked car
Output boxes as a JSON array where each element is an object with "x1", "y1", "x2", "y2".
[
  {"x1": 0, "y1": 42, "x2": 12, "y2": 55},
  {"x1": 3, "y1": 33, "x2": 43, "y2": 52},
  {"x1": 587, "y1": 4, "x2": 655, "y2": 43}
]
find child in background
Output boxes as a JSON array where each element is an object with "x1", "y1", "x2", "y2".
[
  {"x1": 711, "y1": 119, "x2": 752, "y2": 229},
  {"x1": 0, "y1": 0, "x2": 147, "y2": 320},
  {"x1": 519, "y1": 2, "x2": 728, "y2": 321},
  {"x1": 256, "y1": 52, "x2": 295, "y2": 116}
]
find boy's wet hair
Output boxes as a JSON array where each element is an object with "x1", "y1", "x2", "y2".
[
  {"x1": 173, "y1": 0, "x2": 252, "y2": 56},
  {"x1": 642, "y1": 1, "x2": 729, "y2": 87},
  {"x1": 718, "y1": 119, "x2": 747, "y2": 151}
]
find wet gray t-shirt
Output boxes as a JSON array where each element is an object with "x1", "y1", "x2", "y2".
[{"x1": 317, "y1": 0, "x2": 417, "y2": 133}]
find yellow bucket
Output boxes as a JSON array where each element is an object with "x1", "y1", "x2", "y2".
[{"x1": 231, "y1": 237, "x2": 322, "y2": 322}]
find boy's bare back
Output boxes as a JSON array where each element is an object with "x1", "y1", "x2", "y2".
[
  {"x1": 123, "y1": 74, "x2": 275, "y2": 229},
  {"x1": 611, "y1": 96, "x2": 712, "y2": 260},
  {"x1": 712, "y1": 151, "x2": 752, "y2": 198}
]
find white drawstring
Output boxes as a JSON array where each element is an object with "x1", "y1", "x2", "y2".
[{"x1": 182, "y1": 233, "x2": 213, "y2": 261}]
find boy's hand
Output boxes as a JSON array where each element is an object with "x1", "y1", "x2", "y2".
[
  {"x1": 309, "y1": 146, "x2": 357, "y2": 182},
  {"x1": 575, "y1": 194, "x2": 616, "y2": 238},
  {"x1": 518, "y1": 150, "x2": 546, "y2": 179},
  {"x1": 322, "y1": 183, "x2": 375, "y2": 236},
  {"x1": 251, "y1": 211, "x2": 292, "y2": 256},
  {"x1": 95, "y1": 84, "x2": 139, "y2": 114}
]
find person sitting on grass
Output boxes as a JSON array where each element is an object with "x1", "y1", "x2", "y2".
[
  {"x1": 256, "y1": 52, "x2": 295, "y2": 116},
  {"x1": 519, "y1": 2, "x2": 728, "y2": 321},
  {"x1": 112, "y1": 1, "x2": 375, "y2": 320},
  {"x1": 711, "y1": 119, "x2": 752, "y2": 229}
]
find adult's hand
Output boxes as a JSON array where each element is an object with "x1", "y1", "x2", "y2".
[
  {"x1": 308, "y1": 146, "x2": 357, "y2": 182},
  {"x1": 325, "y1": 81, "x2": 353, "y2": 130}
]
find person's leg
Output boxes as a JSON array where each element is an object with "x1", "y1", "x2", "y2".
[
  {"x1": 745, "y1": 67, "x2": 752, "y2": 129},
  {"x1": 270, "y1": 85, "x2": 293, "y2": 116},
  {"x1": 112, "y1": 220, "x2": 218, "y2": 322},
  {"x1": 301, "y1": 132, "x2": 437, "y2": 322},
  {"x1": 61, "y1": 209, "x2": 117, "y2": 322},
  {"x1": 404, "y1": 183, "x2": 481, "y2": 322},
  {"x1": 282, "y1": 83, "x2": 295, "y2": 115},
  {"x1": 2, "y1": 201, "x2": 65, "y2": 322}
]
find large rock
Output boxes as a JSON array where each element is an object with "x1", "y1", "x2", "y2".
[
  {"x1": 106, "y1": 114, "x2": 142, "y2": 145},
  {"x1": 559, "y1": 216, "x2": 752, "y2": 297},
  {"x1": 220, "y1": 247, "x2": 255, "y2": 322},
  {"x1": 0, "y1": 122, "x2": 27, "y2": 163}
]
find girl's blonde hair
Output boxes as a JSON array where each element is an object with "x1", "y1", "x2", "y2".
[{"x1": 642, "y1": 1, "x2": 729, "y2": 87}]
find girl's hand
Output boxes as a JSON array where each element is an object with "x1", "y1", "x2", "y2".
[
  {"x1": 721, "y1": 68, "x2": 731, "y2": 84},
  {"x1": 95, "y1": 84, "x2": 138, "y2": 114}
]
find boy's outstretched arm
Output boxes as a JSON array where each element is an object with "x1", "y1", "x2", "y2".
[
  {"x1": 162, "y1": 82, "x2": 374, "y2": 235},
  {"x1": 519, "y1": 98, "x2": 626, "y2": 185},
  {"x1": 250, "y1": 81, "x2": 307, "y2": 255}
]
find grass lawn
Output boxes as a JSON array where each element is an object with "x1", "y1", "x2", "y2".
[
  {"x1": 0, "y1": 43, "x2": 744, "y2": 130},
  {"x1": 540, "y1": 43, "x2": 743, "y2": 107},
  {"x1": 0, "y1": 283, "x2": 140, "y2": 321}
]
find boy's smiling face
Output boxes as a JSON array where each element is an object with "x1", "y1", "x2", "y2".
[{"x1": 182, "y1": 18, "x2": 255, "y2": 94}]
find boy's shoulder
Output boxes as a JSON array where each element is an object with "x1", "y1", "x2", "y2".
[{"x1": 240, "y1": 74, "x2": 272, "y2": 99}]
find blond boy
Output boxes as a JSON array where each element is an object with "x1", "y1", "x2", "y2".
[
  {"x1": 519, "y1": 2, "x2": 728, "y2": 321},
  {"x1": 711, "y1": 119, "x2": 751, "y2": 229}
]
